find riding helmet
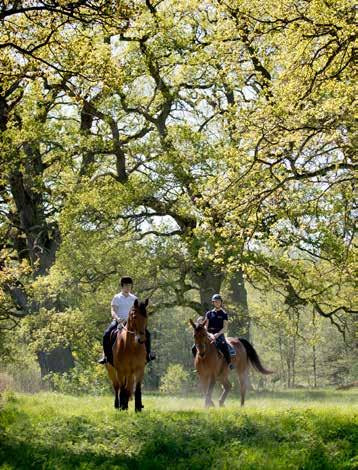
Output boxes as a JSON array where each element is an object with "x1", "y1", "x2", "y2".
[{"x1": 211, "y1": 294, "x2": 223, "y2": 302}]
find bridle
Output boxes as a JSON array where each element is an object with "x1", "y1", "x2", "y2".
[
  {"x1": 125, "y1": 307, "x2": 146, "y2": 344},
  {"x1": 194, "y1": 326, "x2": 211, "y2": 358}
]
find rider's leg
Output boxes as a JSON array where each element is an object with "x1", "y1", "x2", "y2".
[
  {"x1": 145, "y1": 329, "x2": 156, "y2": 362},
  {"x1": 216, "y1": 335, "x2": 234, "y2": 369},
  {"x1": 98, "y1": 320, "x2": 117, "y2": 365}
]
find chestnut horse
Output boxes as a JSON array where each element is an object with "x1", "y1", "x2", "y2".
[
  {"x1": 106, "y1": 299, "x2": 149, "y2": 411},
  {"x1": 190, "y1": 318, "x2": 272, "y2": 407}
]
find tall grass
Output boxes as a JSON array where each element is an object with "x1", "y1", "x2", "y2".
[{"x1": 0, "y1": 389, "x2": 357, "y2": 469}]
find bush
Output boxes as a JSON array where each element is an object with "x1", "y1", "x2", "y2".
[
  {"x1": 44, "y1": 364, "x2": 110, "y2": 395},
  {"x1": 0, "y1": 372, "x2": 14, "y2": 393},
  {"x1": 159, "y1": 364, "x2": 190, "y2": 395},
  {"x1": 0, "y1": 359, "x2": 44, "y2": 393}
]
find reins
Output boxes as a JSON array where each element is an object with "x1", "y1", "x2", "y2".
[
  {"x1": 122, "y1": 307, "x2": 146, "y2": 343},
  {"x1": 122, "y1": 325, "x2": 136, "y2": 335}
]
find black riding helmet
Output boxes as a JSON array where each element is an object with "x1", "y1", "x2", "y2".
[{"x1": 211, "y1": 294, "x2": 223, "y2": 302}]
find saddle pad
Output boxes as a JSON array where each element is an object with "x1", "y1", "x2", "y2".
[
  {"x1": 110, "y1": 324, "x2": 125, "y2": 347},
  {"x1": 228, "y1": 342, "x2": 236, "y2": 356},
  {"x1": 110, "y1": 329, "x2": 118, "y2": 347}
]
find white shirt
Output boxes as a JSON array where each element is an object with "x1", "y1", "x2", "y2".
[{"x1": 111, "y1": 292, "x2": 137, "y2": 321}]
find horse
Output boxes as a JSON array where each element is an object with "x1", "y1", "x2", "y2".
[
  {"x1": 190, "y1": 318, "x2": 272, "y2": 407},
  {"x1": 106, "y1": 298, "x2": 149, "y2": 411}
]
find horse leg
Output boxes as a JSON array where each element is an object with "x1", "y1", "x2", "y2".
[
  {"x1": 219, "y1": 377, "x2": 232, "y2": 407},
  {"x1": 114, "y1": 388, "x2": 119, "y2": 409},
  {"x1": 107, "y1": 368, "x2": 120, "y2": 409},
  {"x1": 114, "y1": 383, "x2": 119, "y2": 409},
  {"x1": 119, "y1": 386, "x2": 128, "y2": 410},
  {"x1": 238, "y1": 370, "x2": 249, "y2": 407},
  {"x1": 205, "y1": 377, "x2": 216, "y2": 408},
  {"x1": 135, "y1": 382, "x2": 143, "y2": 412}
]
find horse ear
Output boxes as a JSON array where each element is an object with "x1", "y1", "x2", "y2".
[
  {"x1": 189, "y1": 319, "x2": 196, "y2": 328},
  {"x1": 134, "y1": 299, "x2": 139, "y2": 307},
  {"x1": 203, "y1": 318, "x2": 208, "y2": 328},
  {"x1": 144, "y1": 298, "x2": 149, "y2": 307}
]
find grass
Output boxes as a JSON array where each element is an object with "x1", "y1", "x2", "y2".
[{"x1": 0, "y1": 389, "x2": 357, "y2": 470}]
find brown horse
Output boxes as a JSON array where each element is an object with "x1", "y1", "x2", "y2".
[
  {"x1": 106, "y1": 299, "x2": 149, "y2": 411},
  {"x1": 190, "y1": 318, "x2": 272, "y2": 407}
]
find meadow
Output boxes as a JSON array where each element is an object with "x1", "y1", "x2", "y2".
[{"x1": 0, "y1": 389, "x2": 357, "y2": 470}]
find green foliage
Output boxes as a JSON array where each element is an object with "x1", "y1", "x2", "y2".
[
  {"x1": 44, "y1": 365, "x2": 110, "y2": 396},
  {"x1": 247, "y1": 286, "x2": 357, "y2": 389},
  {"x1": 159, "y1": 364, "x2": 190, "y2": 395},
  {"x1": 20, "y1": 307, "x2": 100, "y2": 366},
  {"x1": 0, "y1": 390, "x2": 357, "y2": 470},
  {"x1": 0, "y1": 0, "x2": 355, "y2": 392},
  {"x1": 0, "y1": 346, "x2": 43, "y2": 393}
]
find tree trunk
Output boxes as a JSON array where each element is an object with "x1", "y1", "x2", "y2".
[
  {"x1": 286, "y1": 334, "x2": 296, "y2": 388},
  {"x1": 3, "y1": 89, "x2": 74, "y2": 376},
  {"x1": 312, "y1": 344, "x2": 317, "y2": 388},
  {"x1": 312, "y1": 309, "x2": 318, "y2": 388},
  {"x1": 194, "y1": 267, "x2": 225, "y2": 314},
  {"x1": 227, "y1": 269, "x2": 250, "y2": 339},
  {"x1": 8, "y1": 150, "x2": 71, "y2": 374},
  {"x1": 278, "y1": 329, "x2": 286, "y2": 387},
  {"x1": 9, "y1": 164, "x2": 60, "y2": 275}
]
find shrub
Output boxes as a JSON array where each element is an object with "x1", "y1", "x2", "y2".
[
  {"x1": 0, "y1": 372, "x2": 14, "y2": 393},
  {"x1": 44, "y1": 364, "x2": 110, "y2": 395},
  {"x1": 159, "y1": 364, "x2": 190, "y2": 395}
]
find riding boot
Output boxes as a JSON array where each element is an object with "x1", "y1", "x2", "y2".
[
  {"x1": 101, "y1": 320, "x2": 117, "y2": 366},
  {"x1": 218, "y1": 339, "x2": 234, "y2": 370},
  {"x1": 145, "y1": 329, "x2": 156, "y2": 362}
]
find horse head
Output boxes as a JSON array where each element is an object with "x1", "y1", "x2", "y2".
[
  {"x1": 127, "y1": 298, "x2": 149, "y2": 344},
  {"x1": 190, "y1": 318, "x2": 209, "y2": 358}
]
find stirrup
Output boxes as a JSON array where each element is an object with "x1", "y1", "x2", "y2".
[{"x1": 146, "y1": 352, "x2": 156, "y2": 362}]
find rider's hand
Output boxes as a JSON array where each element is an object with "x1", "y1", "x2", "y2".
[{"x1": 209, "y1": 333, "x2": 216, "y2": 342}]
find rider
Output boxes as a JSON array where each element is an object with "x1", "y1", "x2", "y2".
[
  {"x1": 192, "y1": 293, "x2": 234, "y2": 370},
  {"x1": 98, "y1": 276, "x2": 155, "y2": 365}
]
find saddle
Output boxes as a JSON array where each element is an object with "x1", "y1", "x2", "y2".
[
  {"x1": 214, "y1": 338, "x2": 237, "y2": 357},
  {"x1": 109, "y1": 323, "x2": 125, "y2": 348}
]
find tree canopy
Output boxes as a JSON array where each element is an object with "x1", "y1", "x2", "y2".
[{"x1": 0, "y1": 0, "x2": 356, "y2": 384}]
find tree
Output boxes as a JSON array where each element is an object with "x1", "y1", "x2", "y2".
[{"x1": 0, "y1": 0, "x2": 355, "y2": 380}]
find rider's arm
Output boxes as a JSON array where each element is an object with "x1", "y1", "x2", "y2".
[
  {"x1": 111, "y1": 304, "x2": 120, "y2": 322},
  {"x1": 214, "y1": 319, "x2": 228, "y2": 339}
]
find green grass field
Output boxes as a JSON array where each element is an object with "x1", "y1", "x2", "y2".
[{"x1": 0, "y1": 389, "x2": 357, "y2": 469}]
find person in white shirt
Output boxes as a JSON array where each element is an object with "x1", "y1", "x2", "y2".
[{"x1": 98, "y1": 276, "x2": 155, "y2": 365}]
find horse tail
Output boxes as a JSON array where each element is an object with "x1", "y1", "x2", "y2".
[{"x1": 239, "y1": 338, "x2": 273, "y2": 375}]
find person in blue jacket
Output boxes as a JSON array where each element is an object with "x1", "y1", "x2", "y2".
[{"x1": 192, "y1": 293, "x2": 234, "y2": 369}]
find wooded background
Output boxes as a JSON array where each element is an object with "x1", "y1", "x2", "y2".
[{"x1": 0, "y1": 0, "x2": 356, "y2": 393}]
